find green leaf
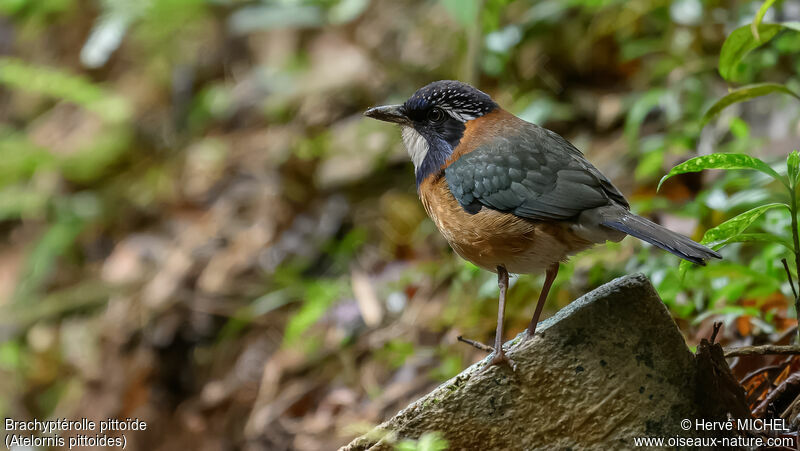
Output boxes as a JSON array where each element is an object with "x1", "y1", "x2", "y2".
[
  {"x1": 752, "y1": 0, "x2": 778, "y2": 41},
  {"x1": 679, "y1": 203, "x2": 790, "y2": 277},
  {"x1": 782, "y1": 22, "x2": 800, "y2": 32},
  {"x1": 788, "y1": 150, "x2": 800, "y2": 186},
  {"x1": 699, "y1": 203, "x2": 789, "y2": 245},
  {"x1": 676, "y1": 256, "x2": 692, "y2": 279},
  {"x1": 658, "y1": 153, "x2": 784, "y2": 191},
  {"x1": 706, "y1": 232, "x2": 793, "y2": 250},
  {"x1": 701, "y1": 83, "x2": 800, "y2": 126},
  {"x1": 719, "y1": 24, "x2": 782, "y2": 80}
]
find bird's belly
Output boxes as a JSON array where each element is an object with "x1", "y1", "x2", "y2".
[
  {"x1": 444, "y1": 213, "x2": 593, "y2": 274},
  {"x1": 419, "y1": 176, "x2": 593, "y2": 274}
]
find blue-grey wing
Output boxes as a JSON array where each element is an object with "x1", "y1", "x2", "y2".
[{"x1": 444, "y1": 124, "x2": 628, "y2": 220}]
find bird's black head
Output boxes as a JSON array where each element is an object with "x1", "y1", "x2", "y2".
[{"x1": 364, "y1": 80, "x2": 498, "y2": 187}]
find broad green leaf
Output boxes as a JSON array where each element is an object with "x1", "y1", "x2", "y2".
[
  {"x1": 701, "y1": 83, "x2": 800, "y2": 126},
  {"x1": 751, "y1": 0, "x2": 778, "y2": 41},
  {"x1": 788, "y1": 150, "x2": 800, "y2": 187},
  {"x1": 782, "y1": 21, "x2": 800, "y2": 32},
  {"x1": 700, "y1": 203, "x2": 789, "y2": 245},
  {"x1": 679, "y1": 203, "x2": 790, "y2": 277},
  {"x1": 703, "y1": 262, "x2": 779, "y2": 280},
  {"x1": 705, "y1": 232, "x2": 793, "y2": 250},
  {"x1": 719, "y1": 24, "x2": 782, "y2": 80},
  {"x1": 678, "y1": 259, "x2": 695, "y2": 284},
  {"x1": 658, "y1": 153, "x2": 784, "y2": 191}
]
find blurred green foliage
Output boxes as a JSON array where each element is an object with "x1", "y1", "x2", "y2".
[
  {"x1": 395, "y1": 432, "x2": 449, "y2": 451},
  {"x1": 661, "y1": 0, "x2": 800, "y2": 339},
  {"x1": 1, "y1": 0, "x2": 799, "y2": 446}
]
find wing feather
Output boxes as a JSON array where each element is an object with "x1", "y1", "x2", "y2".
[{"x1": 444, "y1": 124, "x2": 628, "y2": 220}]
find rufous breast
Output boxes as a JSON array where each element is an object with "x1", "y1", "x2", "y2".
[{"x1": 418, "y1": 173, "x2": 593, "y2": 274}]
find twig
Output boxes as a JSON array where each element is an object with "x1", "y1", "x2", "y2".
[
  {"x1": 746, "y1": 373, "x2": 774, "y2": 408},
  {"x1": 781, "y1": 258, "x2": 798, "y2": 300},
  {"x1": 457, "y1": 335, "x2": 494, "y2": 353},
  {"x1": 753, "y1": 373, "x2": 800, "y2": 417},
  {"x1": 724, "y1": 344, "x2": 800, "y2": 357},
  {"x1": 780, "y1": 391, "x2": 800, "y2": 419},
  {"x1": 739, "y1": 364, "x2": 787, "y2": 385},
  {"x1": 744, "y1": 360, "x2": 792, "y2": 408},
  {"x1": 710, "y1": 321, "x2": 722, "y2": 344}
]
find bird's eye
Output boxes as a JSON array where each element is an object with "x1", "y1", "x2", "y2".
[{"x1": 428, "y1": 107, "x2": 446, "y2": 123}]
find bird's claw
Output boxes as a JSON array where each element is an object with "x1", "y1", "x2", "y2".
[
  {"x1": 521, "y1": 327, "x2": 540, "y2": 344},
  {"x1": 481, "y1": 349, "x2": 516, "y2": 373}
]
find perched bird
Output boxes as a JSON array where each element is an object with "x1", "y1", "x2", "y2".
[{"x1": 364, "y1": 80, "x2": 720, "y2": 369}]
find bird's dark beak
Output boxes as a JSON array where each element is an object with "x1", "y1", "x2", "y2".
[{"x1": 364, "y1": 104, "x2": 409, "y2": 125}]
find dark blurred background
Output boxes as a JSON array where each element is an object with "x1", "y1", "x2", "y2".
[{"x1": 1, "y1": 0, "x2": 800, "y2": 449}]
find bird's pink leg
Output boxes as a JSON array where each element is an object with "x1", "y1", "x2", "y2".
[
  {"x1": 482, "y1": 265, "x2": 514, "y2": 371},
  {"x1": 525, "y1": 263, "x2": 559, "y2": 338}
]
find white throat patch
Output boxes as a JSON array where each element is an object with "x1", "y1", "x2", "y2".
[{"x1": 401, "y1": 126, "x2": 429, "y2": 171}]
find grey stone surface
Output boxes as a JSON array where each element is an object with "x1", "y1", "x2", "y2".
[{"x1": 343, "y1": 274, "x2": 735, "y2": 450}]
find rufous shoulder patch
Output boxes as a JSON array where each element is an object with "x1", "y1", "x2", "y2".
[{"x1": 445, "y1": 109, "x2": 517, "y2": 167}]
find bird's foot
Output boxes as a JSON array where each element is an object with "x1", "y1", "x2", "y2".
[
  {"x1": 457, "y1": 336, "x2": 516, "y2": 372},
  {"x1": 481, "y1": 349, "x2": 516, "y2": 373},
  {"x1": 521, "y1": 328, "x2": 536, "y2": 343},
  {"x1": 457, "y1": 335, "x2": 494, "y2": 353}
]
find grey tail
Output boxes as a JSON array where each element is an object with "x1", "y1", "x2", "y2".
[{"x1": 602, "y1": 213, "x2": 722, "y2": 266}]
